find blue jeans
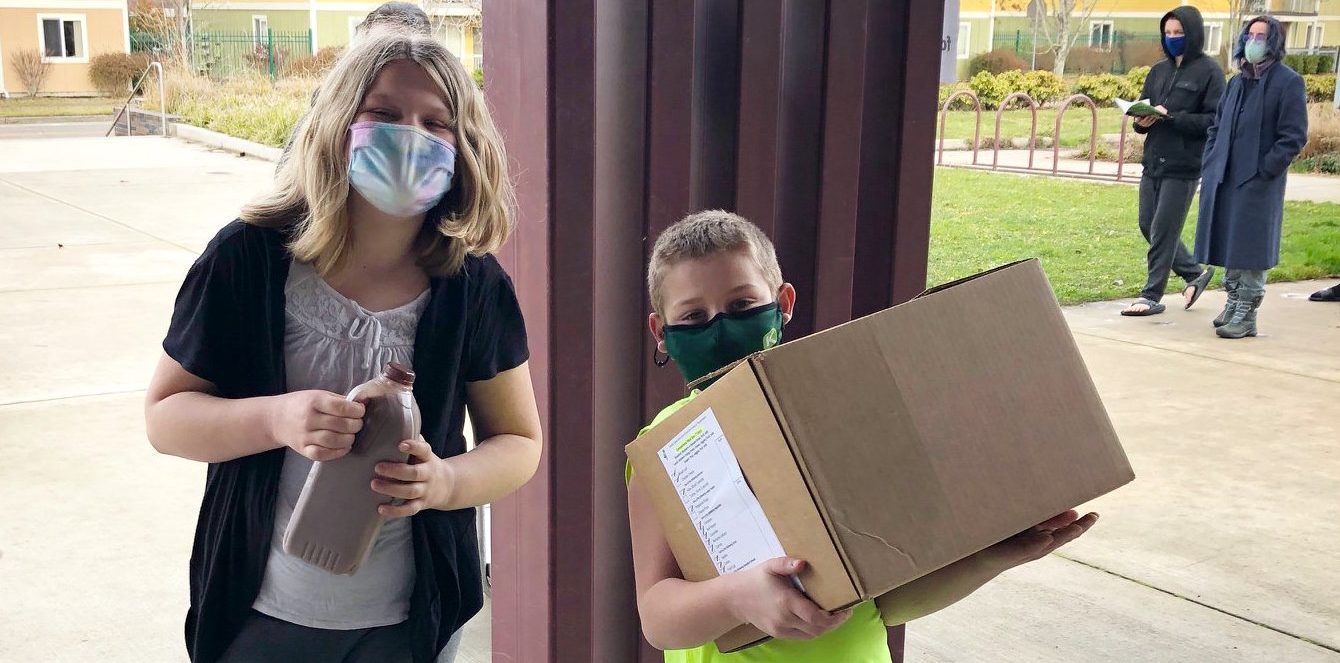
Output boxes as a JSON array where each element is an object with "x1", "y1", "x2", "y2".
[
  {"x1": 1226, "y1": 269, "x2": 1267, "y2": 302},
  {"x1": 436, "y1": 629, "x2": 464, "y2": 663}
]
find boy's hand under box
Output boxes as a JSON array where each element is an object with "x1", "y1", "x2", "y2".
[{"x1": 626, "y1": 259, "x2": 1135, "y2": 653}]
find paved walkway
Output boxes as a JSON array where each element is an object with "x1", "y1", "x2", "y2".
[
  {"x1": 938, "y1": 148, "x2": 1340, "y2": 204},
  {"x1": 0, "y1": 128, "x2": 1336, "y2": 661}
]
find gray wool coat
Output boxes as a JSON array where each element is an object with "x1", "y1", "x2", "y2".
[{"x1": 1194, "y1": 63, "x2": 1309, "y2": 270}]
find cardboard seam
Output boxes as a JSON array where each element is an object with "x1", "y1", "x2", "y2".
[{"x1": 750, "y1": 356, "x2": 864, "y2": 602}]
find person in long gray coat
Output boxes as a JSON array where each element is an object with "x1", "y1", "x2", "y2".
[{"x1": 1195, "y1": 15, "x2": 1309, "y2": 339}]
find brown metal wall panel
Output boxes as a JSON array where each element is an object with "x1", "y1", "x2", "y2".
[
  {"x1": 888, "y1": 0, "x2": 940, "y2": 306},
  {"x1": 591, "y1": 0, "x2": 652, "y2": 660},
  {"x1": 485, "y1": 0, "x2": 553, "y2": 660},
  {"x1": 550, "y1": 0, "x2": 599, "y2": 660},
  {"x1": 690, "y1": 0, "x2": 742, "y2": 211},
  {"x1": 487, "y1": 0, "x2": 940, "y2": 660},
  {"x1": 812, "y1": 0, "x2": 868, "y2": 331},
  {"x1": 642, "y1": 0, "x2": 702, "y2": 423}
]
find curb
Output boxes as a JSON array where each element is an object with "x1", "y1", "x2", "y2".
[
  {"x1": 173, "y1": 123, "x2": 282, "y2": 162},
  {"x1": 937, "y1": 132, "x2": 1128, "y2": 152}
]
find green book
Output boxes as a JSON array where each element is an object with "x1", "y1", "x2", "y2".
[{"x1": 1115, "y1": 98, "x2": 1167, "y2": 118}]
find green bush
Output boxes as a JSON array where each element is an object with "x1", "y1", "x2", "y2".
[
  {"x1": 1284, "y1": 54, "x2": 1335, "y2": 76},
  {"x1": 1125, "y1": 65, "x2": 1151, "y2": 98},
  {"x1": 1073, "y1": 73, "x2": 1126, "y2": 105},
  {"x1": 939, "y1": 82, "x2": 978, "y2": 110},
  {"x1": 1022, "y1": 70, "x2": 1067, "y2": 105},
  {"x1": 472, "y1": 67, "x2": 484, "y2": 90},
  {"x1": 969, "y1": 70, "x2": 1027, "y2": 109},
  {"x1": 968, "y1": 48, "x2": 1026, "y2": 76},
  {"x1": 1304, "y1": 74, "x2": 1336, "y2": 103},
  {"x1": 88, "y1": 52, "x2": 152, "y2": 96}
]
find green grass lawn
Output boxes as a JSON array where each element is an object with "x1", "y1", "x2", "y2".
[
  {"x1": 939, "y1": 107, "x2": 1128, "y2": 148},
  {"x1": 0, "y1": 96, "x2": 119, "y2": 120},
  {"x1": 930, "y1": 168, "x2": 1340, "y2": 305}
]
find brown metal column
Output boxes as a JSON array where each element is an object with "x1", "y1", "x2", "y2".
[{"x1": 487, "y1": 1, "x2": 942, "y2": 661}]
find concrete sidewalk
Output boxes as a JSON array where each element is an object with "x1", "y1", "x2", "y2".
[
  {"x1": 938, "y1": 148, "x2": 1340, "y2": 205},
  {"x1": 0, "y1": 129, "x2": 1336, "y2": 662}
]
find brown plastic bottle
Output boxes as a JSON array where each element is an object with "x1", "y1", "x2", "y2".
[{"x1": 283, "y1": 362, "x2": 422, "y2": 575}]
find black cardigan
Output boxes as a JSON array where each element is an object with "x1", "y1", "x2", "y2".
[{"x1": 163, "y1": 221, "x2": 529, "y2": 662}]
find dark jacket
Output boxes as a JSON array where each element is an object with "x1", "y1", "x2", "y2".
[
  {"x1": 1133, "y1": 6, "x2": 1225, "y2": 179},
  {"x1": 163, "y1": 222, "x2": 529, "y2": 663},
  {"x1": 1195, "y1": 16, "x2": 1309, "y2": 270}
]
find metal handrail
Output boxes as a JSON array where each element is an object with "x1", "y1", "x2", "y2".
[{"x1": 106, "y1": 61, "x2": 166, "y2": 138}]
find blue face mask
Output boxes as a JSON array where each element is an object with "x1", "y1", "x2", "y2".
[
  {"x1": 347, "y1": 121, "x2": 456, "y2": 217},
  {"x1": 1164, "y1": 35, "x2": 1186, "y2": 58},
  {"x1": 1244, "y1": 39, "x2": 1269, "y2": 65}
]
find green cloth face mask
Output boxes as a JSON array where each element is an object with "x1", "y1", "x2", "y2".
[{"x1": 662, "y1": 303, "x2": 784, "y2": 388}]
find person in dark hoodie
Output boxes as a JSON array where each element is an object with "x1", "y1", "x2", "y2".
[
  {"x1": 1121, "y1": 6, "x2": 1223, "y2": 317},
  {"x1": 1196, "y1": 16, "x2": 1309, "y2": 339}
]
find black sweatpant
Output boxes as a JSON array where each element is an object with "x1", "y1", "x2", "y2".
[
  {"x1": 217, "y1": 611, "x2": 412, "y2": 663},
  {"x1": 1137, "y1": 175, "x2": 1203, "y2": 302}
]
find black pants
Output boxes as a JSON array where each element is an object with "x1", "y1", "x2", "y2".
[
  {"x1": 218, "y1": 611, "x2": 412, "y2": 663},
  {"x1": 1138, "y1": 175, "x2": 1203, "y2": 302}
]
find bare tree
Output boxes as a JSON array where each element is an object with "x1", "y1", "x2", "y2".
[
  {"x1": 1223, "y1": 0, "x2": 1255, "y2": 70},
  {"x1": 423, "y1": 0, "x2": 482, "y2": 69},
  {"x1": 1006, "y1": 0, "x2": 1104, "y2": 75},
  {"x1": 128, "y1": 0, "x2": 196, "y2": 71}
]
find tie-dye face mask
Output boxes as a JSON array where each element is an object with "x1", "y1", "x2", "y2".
[{"x1": 347, "y1": 121, "x2": 457, "y2": 217}]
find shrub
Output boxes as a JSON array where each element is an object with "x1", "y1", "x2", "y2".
[
  {"x1": 285, "y1": 46, "x2": 342, "y2": 78},
  {"x1": 243, "y1": 44, "x2": 291, "y2": 76},
  {"x1": 10, "y1": 48, "x2": 50, "y2": 96},
  {"x1": 969, "y1": 48, "x2": 1027, "y2": 76},
  {"x1": 1304, "y1": 74, "x2": 1336, "y2": 104},
  {"x1": 1065, "y1": 47, "x2": 1118, "y2": 74},
  {"x1": 89, "y1": 52, "x2": 152, "y2": 96},
  {"x1": 1073, "y1": 73, "x2": 1129, "y2": 105},
  {"x1": 472, "y1": 67, "x2": 484, "y2": 90},
  {"x1": 1124, "y1": 66, "x2": 1151, "y2": 98},
  {"x1": 1284, "y1": 54, "x2": 1335, "y2": 76},
  {"x1": 164, "y1": 74, "x2": 315, "y2": 147},
  {"x1": 1073, "y1": 136, "x2": 1143, "y2": 163},
  {"x1": 1033, "y1": 51, "x2": 1056, "y2": 73},
  {"x1": 1021, "y1": 70, "x2": 1067, "y2": 105},
  {"x1": 1298, "y1": 103, "x2": 1340, "y2": 163},
  {"x1": 938, "y1": 82, "x2": 978, "y2": 110},
  {"x1": 969, "y1": 69, "x2": 1029, "y2": 109},
  {"x1": 1119, "y1": 41, "x2": 1165, "y2": 69}
]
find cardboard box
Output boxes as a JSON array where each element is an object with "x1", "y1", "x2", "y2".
[{"x1": 626, "y1": 260, "x2": 1134, "y2": 652}]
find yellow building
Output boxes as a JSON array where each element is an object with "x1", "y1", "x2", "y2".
[
  {"x1": 955, "y1": 0, "x2": 1340, "y2": 76},
  {"x1": 187, "y1": 0, "x2": 481, "y2": 69},
  {"x1": 0, "y1": 0, "x2": 131, "y2": 96}
]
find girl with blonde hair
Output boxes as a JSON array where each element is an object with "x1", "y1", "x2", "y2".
[{"x1": 146, "y1": 30, "x2": 541, "y2": 663}]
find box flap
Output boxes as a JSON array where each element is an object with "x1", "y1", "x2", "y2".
[{"x1": 752, "y1": 259, "x2": 1133, "y2": 596}]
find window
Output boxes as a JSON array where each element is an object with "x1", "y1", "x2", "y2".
[
  {"x1": 1206, "y1": 23, "x2": 1224, "y2": 55},
  {"x1": 251, "y1": 15, "x2": 268, "y2": 47},
  {"x1": 1305, "y1": 24, "x2": 1324, "y2": 50},
  {"x1": 957, "y1": 22, "x2": 971, "y2": 59},
  {"x1": 38, "y1": 15, "x2": 87, "y2": 62},
  {"x1": 1089, "y1": 20, "x2": 1114, "y2": 50}
]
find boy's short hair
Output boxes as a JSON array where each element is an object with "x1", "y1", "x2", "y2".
[
  {"x1": 648, "y1": 210, "x2": 784, "y2": 316},
  {"x1": 355, "y1": 2, "x2": 433, "y2": 39}
]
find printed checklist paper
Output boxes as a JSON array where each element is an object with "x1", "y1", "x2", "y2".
[{"x1": 658, "y1": 408, "x2": 786, "y2": 575}]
